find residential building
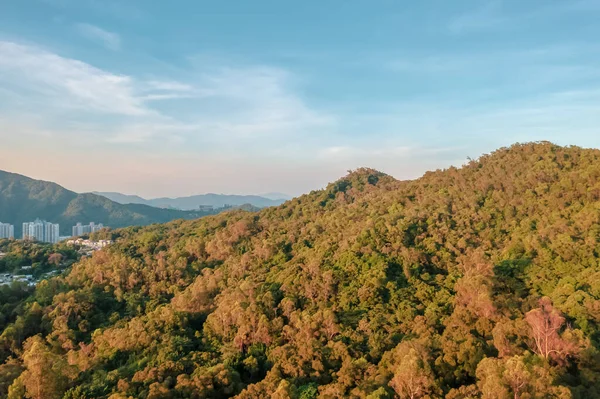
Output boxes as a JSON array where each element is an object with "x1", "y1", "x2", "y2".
[
  {"x1": 72, "y1": 222, "x2": 104, "y2": 237},
  {"x1": 45, "y1": 222, "x2": 60, "y2": 244},
  {"x1": 0, "y1": 222, "x2": 14, "y2": 239},
  {"x1": 22, "y1": 219, "x2": 60, "y2": 243}
]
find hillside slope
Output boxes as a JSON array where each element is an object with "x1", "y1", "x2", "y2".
[
  {"x1": 1, "y1": 142, "x2": 599, "y2": 398},
  {"x1": 0, "y1": 171, "x2": 212, "y2": 235}
]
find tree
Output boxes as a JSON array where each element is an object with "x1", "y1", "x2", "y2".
[
  {"x1": 502, "y1": 356, "x2": 530, "y2": 399},
  {"x1": 525, "y1": 297, "x2": 577, "y2": 362},
  {"x1": 20, "y1": 336, "x2": 74, "y2": 399},
  {"x1": 47, "y1": 253, "x2": 63, "y2": 266},
  {"x1": 389, "y1": 347, "x2": 435, "y2": 399},
  {"x1": 476, "y1": 355, "x2": 571, "y2": 399},
  {"x1": 476, "y1": 357, "x2": 509, "y2": 399}
]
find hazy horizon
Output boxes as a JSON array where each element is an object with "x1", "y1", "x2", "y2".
[{"x1": 2, "y1": 0, "x2": 600, "y2": 197}]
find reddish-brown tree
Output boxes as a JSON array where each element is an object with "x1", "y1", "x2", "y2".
[{"x1": 525, "y1": 297, "x2": 577, "y2": 362}]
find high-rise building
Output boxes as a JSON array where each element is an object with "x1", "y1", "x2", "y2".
[
  {"x1": 0, "y1": 222, "x2": 14, "y2": 239},
  {"x1": 45, "y1": 222, "x2": 60, "y2": 244},
  {"x1": 72, "y1": 222, "x2": 104, "y2": 237},
  {"x1": 22, "y1": 219, "x2": 60, "y2": 243},
  {"x1": 23, "y1": 220, "x2": 44, "y2": 241},
  {"x1": 72, "y1": 222, "x2": 82, "y2": 237}
]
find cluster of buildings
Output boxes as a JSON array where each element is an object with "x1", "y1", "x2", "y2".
[
  {"x1": 0, "y1": 220, "x2": 107, "y2": 244},
  {"x1": 0, "y1": 273, "x2": 36, "y2": 286},
  {"x1": 0, "y1": 222, "x2": 14, "y2": 239},
  {"x1": 22, "y1": 219, "x2": 60, "y2": 243},
  {"x1": 197, "y1": 204, "x2": 234, "y2": 212},
  {"x1": 66, "y1": 238, "x2": 113, "y2": 251},
  {"x1": 0, "y1": 269, "x2": 61, "y2": 287},
  {"x1": 72, "y1": 222, "x2": 104, "y2": 236}
]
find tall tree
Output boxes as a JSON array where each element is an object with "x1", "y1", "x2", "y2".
[
  {"x1": 19, "y1": 336, "x2": 73, "y2": 399},
  {"x1": 525, "y1": 297, "x2": 577, "y2": 362},
  {"x1": 389, "y1": 347, "x2": 435, "y2": 399}
]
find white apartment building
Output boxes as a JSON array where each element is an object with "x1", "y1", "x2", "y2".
[
  {"x1": 0, "y1": 222, "x2": 14, "y2": 239},
  {"x1": 72, "y1": 222, "x2": 104, "y2": 237},
  {"x1": 45, "y1": 222, "x2": 60, "y2": 244},
  {"x1": 22, "y1": 219, "x2": 60, "y2": 243}
]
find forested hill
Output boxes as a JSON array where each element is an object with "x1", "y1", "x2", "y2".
[
  {"x1": 0, "y1": 171, "x2": 213, "y2": 236},
  {"x1": 1, "y1": 142, "x2": 599, "y2": 398}
]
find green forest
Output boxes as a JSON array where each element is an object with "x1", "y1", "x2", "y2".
[
  {"x1": 0, "y1": 240, "x2": 80, "y2": 275},
  {"x1": 0, "y1": 142, "x2": 598, "y2": 398}
]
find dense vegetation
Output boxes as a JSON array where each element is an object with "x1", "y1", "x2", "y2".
[
  {"x1": 0, "y1": 240, "x2": 80, "y2": 346},
  {"x1": 0, "y1": 171, "x2": 214, "y2": 236},
  {"x1": 0, "y1": 239, "x2": 80, "y2": 275},
  {"x1": 0, "y1": 142, "x2": 598, "y2": 398}
]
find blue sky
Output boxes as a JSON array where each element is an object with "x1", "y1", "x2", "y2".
[{"x1": 1, "y1": 0, "x2": 599, "y2": 197}]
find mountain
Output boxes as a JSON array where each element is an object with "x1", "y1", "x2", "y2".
[
  {"x1": 90, "y1": 191, "x2": 148, "y2": 206},
  {"x1": 1, "y1": 142, "x2": 599, "y2": 398},
  {"x1": 259, "y1": 192, "x2": 293, "y2": 201},
  {"x1": 0, "y1": 171, "x2": 214, "y2": 236},
  {"x1": 95, "y1": 191, "x2": 286, "y2": 210}
]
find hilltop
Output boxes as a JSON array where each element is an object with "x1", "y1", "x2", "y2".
[
  {"x1": 0, "y1": 142, "x2": 599, "y2": 398},
  {"x1": 0, "y1": 171, "x2": 214, "y2": 236}
]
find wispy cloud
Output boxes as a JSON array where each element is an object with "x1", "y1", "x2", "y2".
[
  {"x1": 0, "y1": 41, "x2": 147, "y2": 115},
  {"x1": 146, "y1": 80, "x2": 194, "y2": 92},
  {"x1": 189, "y1": 66, "x2": 335, "y2": 138},
  {"x1": 0, "y1": 41, "x2": 335, "y2": 148},
  {"x1": 75, "y1": 23, "x2": 121, "y2": 51}
]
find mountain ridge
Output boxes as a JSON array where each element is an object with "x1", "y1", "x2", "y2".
[
  {"x1": 94, "y1": 191, "x2": 287, "y2": 210},
  {"x1": 0, "y1": 170, "x2": 215, "y2": 236}
]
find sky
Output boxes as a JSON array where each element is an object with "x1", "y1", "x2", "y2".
[{"x1": 0, "y1": 0, "x2": 599, "y2": 198}]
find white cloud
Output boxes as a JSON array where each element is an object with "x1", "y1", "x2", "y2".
[
  {"x1": 0, "y1": 41, "x2": 147, "y2": 116},
  {"x1": 0, "y1": 41, "x2": 335, "y2": 148},
  {"x1": 146, "y1": 80, "x2": 194, "y2": 92},
  {"x1": 188, "y1": 66, "x2": 335, "y2": 138},
  {"x1": 75, "y1": 23, "x2": 121, "y2": 51}
]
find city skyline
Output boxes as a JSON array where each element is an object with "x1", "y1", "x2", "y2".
[{"x1": 0, "y1": 220, "x2": 107, "y2": 243}]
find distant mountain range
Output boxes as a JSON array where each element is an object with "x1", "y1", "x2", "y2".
[
  {"x1": 257, "y1": 192, "x2": 293, "y2": 201},
  {"x1": 0, "y1": 170, "x2": 217, "y2": 236},
  {"x1": 93, "y1": 191, "x2": 289, "y2": 210}
]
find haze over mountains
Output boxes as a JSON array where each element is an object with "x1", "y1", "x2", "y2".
[{"x1": 94, "y1": 191, "x2": 289, "y2": 210}]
